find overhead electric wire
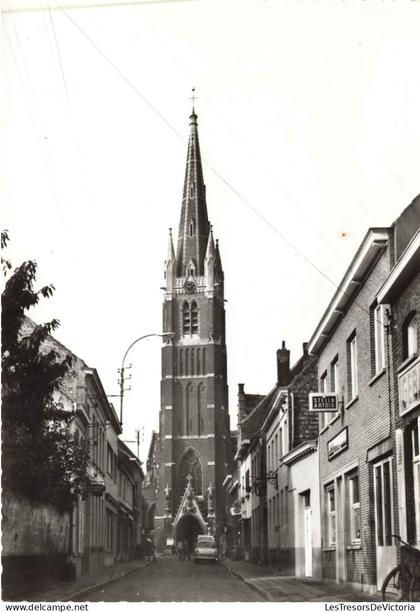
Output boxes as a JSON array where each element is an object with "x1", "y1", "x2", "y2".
[
  {"x1": 3, "y1": 10, "x2": 69, "y2": 233},
  {"x1": 6, "y1": 0, "x2": 387, "y2": 330},
  {"x1": 3, "y1": 0, "x2": 203, "y2": 14},
  {"x1": 45, "y1": 0, "x2": 95, "y2": 211}
]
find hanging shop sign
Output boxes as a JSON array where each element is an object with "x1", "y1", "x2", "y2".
[
  {"x1": 327, "y1": 427, "x2": 348, "y2": 461},
  {"x1": 309, "y1": 392, "x2": 339, "y2": 413}
]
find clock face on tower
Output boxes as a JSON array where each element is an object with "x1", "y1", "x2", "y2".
[{"x1": 183, "y1": 279, "x2": 197, "y2": 294}]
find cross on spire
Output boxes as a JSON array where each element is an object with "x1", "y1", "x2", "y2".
[
  {"x1": 190, "y1": 87, "x2": 198, "y2": 113},
  {"x1": 186, "y1": 473, "x2": 192, "y2": 485}
]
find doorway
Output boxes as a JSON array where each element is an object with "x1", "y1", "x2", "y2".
[
  {"x1": 373, "y1": 457, "x2": 397, "y2": 589},
  {"x1": 175, "y1": 514, "x2": 204, "y2": 553},
  {"x1": 303, "y1": 491, "x2": 312, "y2": 577}
]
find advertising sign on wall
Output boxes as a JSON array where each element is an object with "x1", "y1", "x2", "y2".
[{"x1": 327, "y1": 427, "x2": 348, "y2": 460}]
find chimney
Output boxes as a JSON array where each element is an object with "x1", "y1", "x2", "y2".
[
  {"x1": 277, "y1": 341, "x2": 290, "y2": 386},
  {"x1": 237, "y1": 383, "x2": 246, "y2": 425}
]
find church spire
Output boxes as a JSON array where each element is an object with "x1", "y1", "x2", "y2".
[
  {"x1": 176, "y1": 107, "x2": 209, "y2": 277},
  {"x1": 166, "y1": 227, "x2": 175, "y2": 262}
]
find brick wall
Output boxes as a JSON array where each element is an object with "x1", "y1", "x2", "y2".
[{"x1": 317, "y1": 246, "x2": 393, "y2": 590}]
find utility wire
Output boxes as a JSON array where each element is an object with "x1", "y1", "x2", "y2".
[
  {"x1": 3, "y1": 12, "x2": 69, "y2": 234},
  {"x1": 52, "y1": 0, "x2": 340, "y2": 293},
  {"x1": 55, "y1": 0, "x2": 389, "y2": 329},
  {"x1": 45, "y1": 0, "x2": 95, "y2": 211},
  {"x1": 7, "y1": 0, "x2": 388, "y2": 330},
  {"x1": 3, "y1": 0, "x2": 202, "y2": 13}
]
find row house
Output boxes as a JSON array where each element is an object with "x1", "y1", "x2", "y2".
[
  {"x1": 2, "y1": 321, "x2": 145, "y2": 597},
  {"x1": 377, "y1": 220, "x2": 420, "y2": 574},
  {"x1": 307, "y1": 195, "x2": 420, "y2": 594},
  {"x1": 229, "y1": 194, "x2": 419, "y2": 598},
  {"x1": 262, "y1": 343, "x2": 320, "y2": 579}
]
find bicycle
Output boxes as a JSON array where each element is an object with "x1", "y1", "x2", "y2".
[{"x1": 381, "y1": 535, "x2": 420, "y2": 601}]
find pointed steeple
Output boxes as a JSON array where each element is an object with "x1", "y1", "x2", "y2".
[
  {"x1": 214, "y1": 238, "x2": 223, "y2": 272},
  {"x1": 166, "y1": 227, "x2": 175, "y2": 262},
  {"x1": 165, "y1": 228, "x2": 176, "y2": 295},
  {"x1": 205, "y1": 224, "x2": 215, "y2": 260},
  {"x1": 176, "y1": 109, "x2": 209, "y2": 277},
  {"x1": 205, "y1": 225, "x2": 215, "y2": 292}
]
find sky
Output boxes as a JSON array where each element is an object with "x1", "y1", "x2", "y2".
[{"x1": 2, "y1": 0, "x2": 420, "y2": 464}]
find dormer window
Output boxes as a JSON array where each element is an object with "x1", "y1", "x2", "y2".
[
  {"x1": 189, "y1": 218, "x2": 195, "y2": 237},
  {"x1": 190, "y1": 183, "x2": 195, "y2": 198}
]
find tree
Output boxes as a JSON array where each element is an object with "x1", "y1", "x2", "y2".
[{"x1": 1, "y1": 231, "x2": 89, "y2": 509}]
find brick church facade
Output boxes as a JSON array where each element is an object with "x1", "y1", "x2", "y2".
[{"x1": 154, "y1": 108, "x2": 233, "y2": 551}]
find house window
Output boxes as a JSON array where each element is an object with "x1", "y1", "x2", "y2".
[
  {"x1": 331, "y1": 356, "x2": 339, "y2": 394},
  {"x1": 245, "y1": 469, "x2": 251, "y2": 495},
  {"x1": 412, "y1": 418, "x2": 420, "y2": 545},
  {"x1": 107, "y1": 444, "x2": 116, "y2": 480},
  {"x1": 374, "y1": 458, "x2": 393, "y2": 546},
  {"x1": 347, "y1": 472, "x2": 361, "y2": 543},
  {"x1": 326, "y1": 484, "x2": 336, "y2": 546},
  {"x1": 371, "y1": 303, "x2": 386, "y2": 375},
  {"x1": 347, "y1": 332, "x2": 358, "y2": 401},
  {"x1": 320, "y1": 370, "x2": 332, "y2": 430},
  {"x1": 405, "y1": 312, "x2": 418, "y2": 359},
  {"x1": 284, "y1": 419, "x2": 288, "y2": 455}
]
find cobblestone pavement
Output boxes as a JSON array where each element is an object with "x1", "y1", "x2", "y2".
[
  {"x1": 75, "y1": 555, "x2": 263, "y2": 602},
  {"x1": 13, "y1": 555, "x2": 387, "y2": 603}
]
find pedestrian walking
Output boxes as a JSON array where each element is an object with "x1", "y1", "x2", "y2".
[
  {"x1": 177, "y1": 539, "x2": 184, "y2": 561},
  {"x1": 145, "y1": 538, "x2": 155, "y2": 563},
  {"x1": 183, "y1": 539, "x2": 191, "y2": 561}
]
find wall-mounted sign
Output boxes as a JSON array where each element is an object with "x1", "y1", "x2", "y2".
[
  {"x1": 398, "y1": 356, "x2": 420, "y2": 417},
  {"x1": 328, "y1": 427, "x2": 348, "y2": 460},
  {"x1": 309, "y1": 392, "x2": 339, "y2": 413}
]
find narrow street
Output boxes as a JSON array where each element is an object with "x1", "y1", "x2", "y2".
[{"x1": 74, "y1": 556, "x2": 264, "y2": 602}]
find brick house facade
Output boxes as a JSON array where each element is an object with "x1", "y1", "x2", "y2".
[{"x1": 308, "y1": 196, "x2": 420, "y2": 594}]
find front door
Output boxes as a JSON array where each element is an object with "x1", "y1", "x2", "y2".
[
  {"x1": 373, "y1": 457, "x2": 397, "y2": 589},
  {"x1": 304, "y1": 504, "x2": 312, "y2": 577}
]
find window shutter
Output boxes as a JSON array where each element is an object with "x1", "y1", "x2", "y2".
[{"x1": 395, "y1": 428, "x2": 407, "y2": 541}]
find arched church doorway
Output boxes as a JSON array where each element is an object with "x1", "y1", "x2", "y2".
[{"x1": 176, "y1": 515, "x2": 204, "y2": 553}]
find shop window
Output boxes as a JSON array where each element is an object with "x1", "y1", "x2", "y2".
[
  {"x1": 347, "y1": 332, "x2": 358, "y2": 401},
  {"x1": 374, "y1": 458, "x2": 393, "y2": 546},
  {"x1": 326, "y1": 484, "x2": 336, "y2": 547},
  {"x1": 412, "y1": 417, "x2": 420, "y2": 545},
  {"x1": 347, "y1": 471, "x2": 361, "y2": 543}
]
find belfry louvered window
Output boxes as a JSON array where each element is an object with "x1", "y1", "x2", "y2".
[
  {"x1": 191, "y1": 302, "x2": 198, "y2": 334},
  {"x1": 182, "y1": 301, "x2": 199, "y2": 336},
  {"x1": 183, "y1": 302, "x2": 190, "y2": 335}
]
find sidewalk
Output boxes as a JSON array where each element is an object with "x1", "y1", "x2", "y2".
[
  {"x1": 222, "y1": 559, "x2": 383, "y2": 602},
  {"x1": 14, "y1": 558, "x2": 151, "y2": 602}
]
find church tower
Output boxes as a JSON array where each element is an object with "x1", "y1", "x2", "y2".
[{"x1": 154, "y1": 108, "x2": 232, "y2": 550}]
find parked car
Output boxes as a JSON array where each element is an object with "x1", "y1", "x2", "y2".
[{"x1": 193, "y1": 535, "x2": 218, "y2": 564}]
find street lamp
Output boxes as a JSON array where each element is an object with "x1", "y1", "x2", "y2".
[{"x1": 118, "y1": 332, "x2": 174, "y2": 428}]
